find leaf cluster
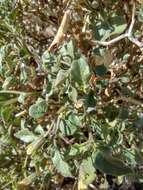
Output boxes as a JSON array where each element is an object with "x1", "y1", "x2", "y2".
[{"x1": 0, "y1": 0, "x2": 143, "y2": 190}]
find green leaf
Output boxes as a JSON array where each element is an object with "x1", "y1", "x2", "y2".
[
  {"x1": 69, "y1": 143, "x2": 90, "y2": 156},
  {"x1": 85, "y1": 90, "x2": 96, "y2": 108},
  {"x1": 34, "y1": 125, "x2": 45, "y2": 135},
  {"x1": 14, "y1": 129, "x2": 37, "y2": 143},
  {"x1": 119, "y1": 107, "x2": 129, "y2": 119},
  {"x1": 53, "y1": 69, "x2": 69, "y2": 88},
  {"x1": 122, "y1": 150, "x2": 137, "y2": 165},
  {"x1": 60, "y1": 119, "x2": 77, "y2": 136},
  {"x1": 60, "y1": 40, "x2": 75, "y2": 61},
  {"x1": 20, "y1": 69, "x2": 28, "y2": 82},
  {"x1": 60, "y1": 113, "x2": 81, "y2": 136},
  {"x1": 26, "y1": 134, "x2": 46, "y2": 155},
  {"x1": 80, "y1": 157, "x2": 96, "y2": 185},
  {"x1": 52, "y1": 150, "x2": 72, "y2": 177},
  {"x1": 137, "y1": 4, "x2": 143, "y2": 23},
  {"x1": 95, "y1": 64, "x2": 107, "y2": 76},
  {"x1": 69, "y1": 145, "x2": 79, "y2": 156},
  {"x1": 0, "y1": 106, "x2": 13, "y2": 123},
  {"x1": 104, "y1": 104, "x2": 119, "y2": 121},
  {"x1": 42, "y1": 50, "x2": 55, "y2": 65},
  {"x1": 29, "y1": 100, "x2": 48, "y2": 119},
  {"x1": 71, "y1": 55, "x2": 90, "y2": 86},
  {"x1": 134, "y1": 117, "x2": 143, "y2": 129},
  {"x1": 92, "y1": 15, "x2": 127, "y2": 41},
  {"x1": 94, "y1": 151, "x2": 133, "y2": 176},
  {"x1": 109, "y1": 15, "x2": 127, "y2": 36},
  {"x1": 109, "y1": 129, "x2": 123, "y2": 146},
  {"x1": 68, "y1": 87, "x2": 78, "y2": 102},
  {"x1": 18, "y1": 93, "x2": 26, "y2": 104}
]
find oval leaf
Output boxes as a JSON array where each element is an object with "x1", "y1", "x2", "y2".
[
  {"x1": 14, "y1": 129, "x2": 37, "y2": 143},
  {"x1": 94, "y1": 151, "x2": 133, "y2": 176},
  {"x1": 52, "y1": 150, "x2": 72, "y2": 177},
  {"x1": 71, "y1": 56, "x2": 90, "y2": 86},
  {"x1": 29, "y1": 100, "x2": 48, "y2": 119}
]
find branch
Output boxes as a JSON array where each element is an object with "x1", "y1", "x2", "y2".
[
  {"x1": 91, "y1": 33, "x2": 128, "y2": 46},
  {"x1": 128, "y1": 36, "x2": 143, "y2": 48},
  {"x1": 48, "y1": 10, "x2": 70, "y2": 52},
  {"x1": 91, "y1": 2, "x2": 143, "y2": 50},
  {"x1": 127, "y1": 1, "x2": 135, "y2": 36}
]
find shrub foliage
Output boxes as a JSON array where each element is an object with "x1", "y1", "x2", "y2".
[{"x1": 0, "y1": 0, "x2": 143, "y2": 189}]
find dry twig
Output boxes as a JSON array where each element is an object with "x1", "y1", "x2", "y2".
[
  {"x1": 91, "y1": 2, "x2": 143, "y2": 50},
  {"x1": 48, "y1": 10, "x2": 70, "y2": 51}
]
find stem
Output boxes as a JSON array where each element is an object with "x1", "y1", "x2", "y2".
[
  {"x1": 1, "y1": 97, "x2": 18, "y2": 106},
  {"x1": 0, "y1": 90, "x2": 41, "y2": 95},
  {"x1": 91, "y1": 2, "x2": 143, "y2": 50},
  {"x1": 91, "y1": 33, "x2": 128, "y2": 46},
  {"x1": 0, "y1": 90, "x2": 41, "y2": 106}
]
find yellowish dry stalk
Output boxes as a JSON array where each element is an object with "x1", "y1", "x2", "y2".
[
  {"x1": 48, "y1": 10, "x2": 70, "y2": 52},
  {"x1": 63, "y1": 0, "x2": 70, "y2": 6}
]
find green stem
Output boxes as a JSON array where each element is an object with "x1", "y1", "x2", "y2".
[
  {"x1": 0, "y1": 90, "x2": 41, "y2": 106},
  {"x1": 0, "y1": 97, "x2": 18, "y2": 106},
  {"x1": 0, "y1": 90, "x2": 41, "y2": 95}
]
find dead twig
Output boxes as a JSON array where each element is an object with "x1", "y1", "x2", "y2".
[
  {"x1": 48, "y1": 10, "x2": 71, "y2": 52},
  {"x1": 91, "y1": 2, "x2": 143, "y2": 50},
  {"x1": 91, "y1": 33, "x2": 128, "y2": 46}
]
